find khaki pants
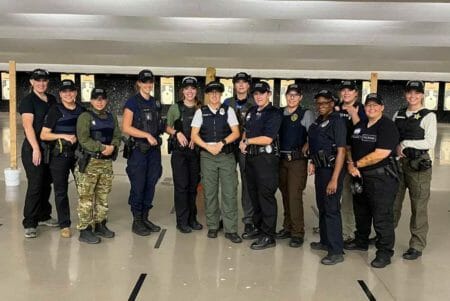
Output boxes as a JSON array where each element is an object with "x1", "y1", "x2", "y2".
[
  {"x1": 393, "y1": 157, "x2": 432, "y2": 251},
  {"x1": 279, "y1": 158, "x2": 308, "y2": 238},
  {"x1": 341, "y1": 173, "x2": 356, "y2": 239}
]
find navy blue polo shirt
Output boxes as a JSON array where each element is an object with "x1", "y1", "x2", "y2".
[
  {"x1": 124, "y1": 93, "x2": 158, "y2": 115},
  {"x1": 244, "y1": 103, "x2": 282, "y2": 139}
]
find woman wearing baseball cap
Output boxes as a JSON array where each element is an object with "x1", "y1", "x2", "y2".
[
  {"x1": 393, "y1": 81, "x2": 437, "y2": 260},
  {"x1": 19, "y1": 69, "x2": 58, "y2": 238},
  {"x1": 166, "y1": 77, "x2": 203, "y2": 233},
  {"x1": 40, "y1": 80, "x2": 84, "y2": 238}
]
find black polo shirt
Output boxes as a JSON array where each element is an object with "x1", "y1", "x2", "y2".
[
  {"x1": 350, "y1": 116, "x2": 399, "y2": 171},
  {"x1": 19, "y1": 92, "x2": 57, "y2": 140},
  {"x1": 244, "y1": 103, "x2": 282, "y2": 139}
]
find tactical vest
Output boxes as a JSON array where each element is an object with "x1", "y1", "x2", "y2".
[
  {"x1": 132, "y1": 96, "x2": 162, "y2": 137},
  {"x1": 308, "y1": 112, "x2": 340, "y2": 157},
  {"x1": 279, "y1": 107, "x2": 307, "y2": 151},
  {"x1": 199, "y1": 104, "x2": 231, "y2": 143},
  {"x1": 89, "y1": 111, "x2": 115, "y2": 145},
  {"x1": 227, "y1": 96, "x2": 254, "y2": 126},
  {"x1": 394, "y1": 108, "x2": 431, "y2": 141},
  {"x1": 53, "y1": 103, "x2": 84, "y2": 134},
  {"x1": 175, "y1": 102, "x2": 196, "y2": 139}
]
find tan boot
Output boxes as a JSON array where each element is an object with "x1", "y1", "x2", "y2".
[{"x1": 60, "y1": 227, "x2": 72, "y2": 238}]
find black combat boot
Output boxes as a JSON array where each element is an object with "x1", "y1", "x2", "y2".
[
  {"x1": 132, "y1": 212, "x2": 151, "y2": 236},
  {"x1": 79, "y1": 225, "x2": 101, "y2": 244},
  {"x1": 142, "y1": 211, "x2": 161, "y2": 232},
  {"x1": 94, "y1": 220, "x2": 115, "y2": 238}
]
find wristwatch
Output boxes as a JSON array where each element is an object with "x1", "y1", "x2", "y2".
[{"x1": 221, "y1": 139, "x2": 227, "y2": 145}]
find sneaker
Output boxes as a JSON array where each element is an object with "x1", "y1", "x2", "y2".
[
  {"x1": 79, "y1": 226, "x2": 101, "y2": 244},
  {"x1": 38, "y1": 218, "x2": 59, "y2": 227},
  {"x1": 207, "y1": 229, "x2": 218, "y2": 238},
  {"x1": 60, "y1": 227, "x2": 72, "y2": 238},
  {"x1": 344, "y1": 239, "x2": 368, "y2": 251},
  {"x1": 24, "y1": 228, "x2": 37, "y2": 238}
]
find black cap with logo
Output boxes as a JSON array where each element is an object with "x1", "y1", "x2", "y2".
[
  {"x1": 181, "y1": 76, "x2": 198, "y2": 88},
  {"x1": 138, "y1": 69, "x2": 154, "y2": 82},
  {"x1": 232, "y1": 72, "x2": 252, "y2": 84},
  {"x1": 339, "y1": 80, "x2": 358, "y2": 90},
  {"x1": 31, "y1": 69, "x2": 49, "y2": 80},
  {"x1": 314, "y1": 89, "x2": 334, "y2": 101},
  {"x1": 91, "y1": 88, "x2": 107, "y2": 99},
  {"x1": 405, "y1": 80, "x2": 425, "y2": 93},
  {"x1": 365, "y1": 93, "x2": 384, "y2": 105},
  {"x1": 205, "y1": 81, "x2": 225, "y2": 93},
  {"x1": 285, "y1": 83, "x2": 302, "y2": 95},
  {"x1": 59, "y1": 79, "x2": 76, "y2": 92},
  {"x1": 251, "y1": 81, "x2": 271, "y2": 93}
]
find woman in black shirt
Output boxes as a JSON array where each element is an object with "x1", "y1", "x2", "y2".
[
  {"x1": 346, "y1": 93, "x2": 400, "y2": 268},
  {"x1": 41, "y1": 80, "x2": 84, "y2": 238},
  {"x1": 19, "y1": 69, "x2": 57, "y2": 238}
]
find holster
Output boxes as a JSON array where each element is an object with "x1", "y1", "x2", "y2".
[
  {"x1": 122, "y1": 136, "x2": 135, "y2": 159},
  {"x1": 75, "y1": 148, "x2": 91, "y2": 173}
]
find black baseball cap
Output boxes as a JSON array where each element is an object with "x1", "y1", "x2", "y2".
[
  {"x1": 314, "y1": 89, "x2": 334, "y2": 101},
  {"x1": 181, "y1": 76, "x2": 198, "y2": 88},
  {"x1": 30, "y1": 69, "x2": 49, "y2": 80},
  {"x1": 205, "y1": 81, "x2": 224, "y2": 93},
  {"x1": 59, "y1": 79, "x2": 76, "y2": 92},
  {"x1": 285, "y1": 83, "x2": 302, "y2": 95},
  {"x1": 251, "y1": 81, "x2": 271, "y2": 93},
  {"x1": 91, "y1": 88, "x2": 107, "y2": 99},
  {"x1": 365, "y1": 93, "x2": 384, "y2": 105},
  {"x1": 232, "y1": 72, "x2": 251, "y2": 84},
  {"x1": 405, "y1": 80, "x2": 424, "y2": 93},
  {"x1": 138, "y1": 69, "x2": 154, "y2": 82},
  {"x1": 339, "y1": 80, "x2": 358, "y2": 90}
]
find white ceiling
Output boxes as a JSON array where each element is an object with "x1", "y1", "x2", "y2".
[{"x1": 0, "y1": 0, "x2": 450, "y2": 80}]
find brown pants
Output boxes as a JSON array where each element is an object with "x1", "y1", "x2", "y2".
[{"x1": 279, "y1": 158, "x2": 308, "y2": 237}]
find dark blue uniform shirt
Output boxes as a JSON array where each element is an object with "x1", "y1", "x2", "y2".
[
  {"x1": 308, "y1": 112, "x2": 347, "y2": 157},
  {"x1": 244, "y1": 103, "x2": 282, "y2": 140}
]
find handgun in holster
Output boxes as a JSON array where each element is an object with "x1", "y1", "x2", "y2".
[
  {"x1": 122, "y1": 136, "x2": 135, "y2": 159},
  {"x1": 75, "y1": 147, "x2": 91, "y2": 173},
  {"x1": 41, "y1": 142, "x2": 51, "y2": 165}
]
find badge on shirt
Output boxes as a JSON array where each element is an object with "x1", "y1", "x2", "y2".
[
  {"x1": 246, "y1": 113, "x2": 251, "y2": 121},
  {"x1": 320, "y1": 120, "x2": 330, "y2": 127},
  {"x1": 291, "y1": 113, "x2": 298, "y2": 122},
  {"x1": 414, "y1": 113, "x2": 421, "y2": 120},
  {"x1": 353, "y1": 128, "x2": 362, "y2": 134},
  {"x1": 219, "y1": 108, "x2": 225, "y2": 115}
]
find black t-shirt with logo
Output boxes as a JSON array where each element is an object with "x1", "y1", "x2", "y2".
[
  {"x1": 19, "y1": 92, "x2": 57, "y2": 142},
  {"x1": 350, "y1": 116, "x2": 399, "y2": 171}
]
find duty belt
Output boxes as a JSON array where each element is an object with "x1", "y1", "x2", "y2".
[
  {"x1": 310, "y1": 150, "x2": 335, "y2": 168},
  {"x1": 247, "y1": 144, "x2": 279, "y2": 156},
  {"x1": 280, "y1": 150, "x2": 304, "y2": 161},
  {"x1": 361, "y1": 165, "x2": 399, "y2": 181}
]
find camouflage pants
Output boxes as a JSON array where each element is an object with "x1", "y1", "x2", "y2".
[{"x1": 74, "y1": 158, "x2": 114, "y2": 230}]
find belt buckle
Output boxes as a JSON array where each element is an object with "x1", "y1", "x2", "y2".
[
  {"x1": 286, "y1": 153, "x2": 292, "y2": 161},
  {"x1": 265, "y1": 145, "x2": 273, "y2": 154}
]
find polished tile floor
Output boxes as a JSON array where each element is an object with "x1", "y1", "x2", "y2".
[{"x1": 1, "y1": 114, "x2": 450, "y2": 300}]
